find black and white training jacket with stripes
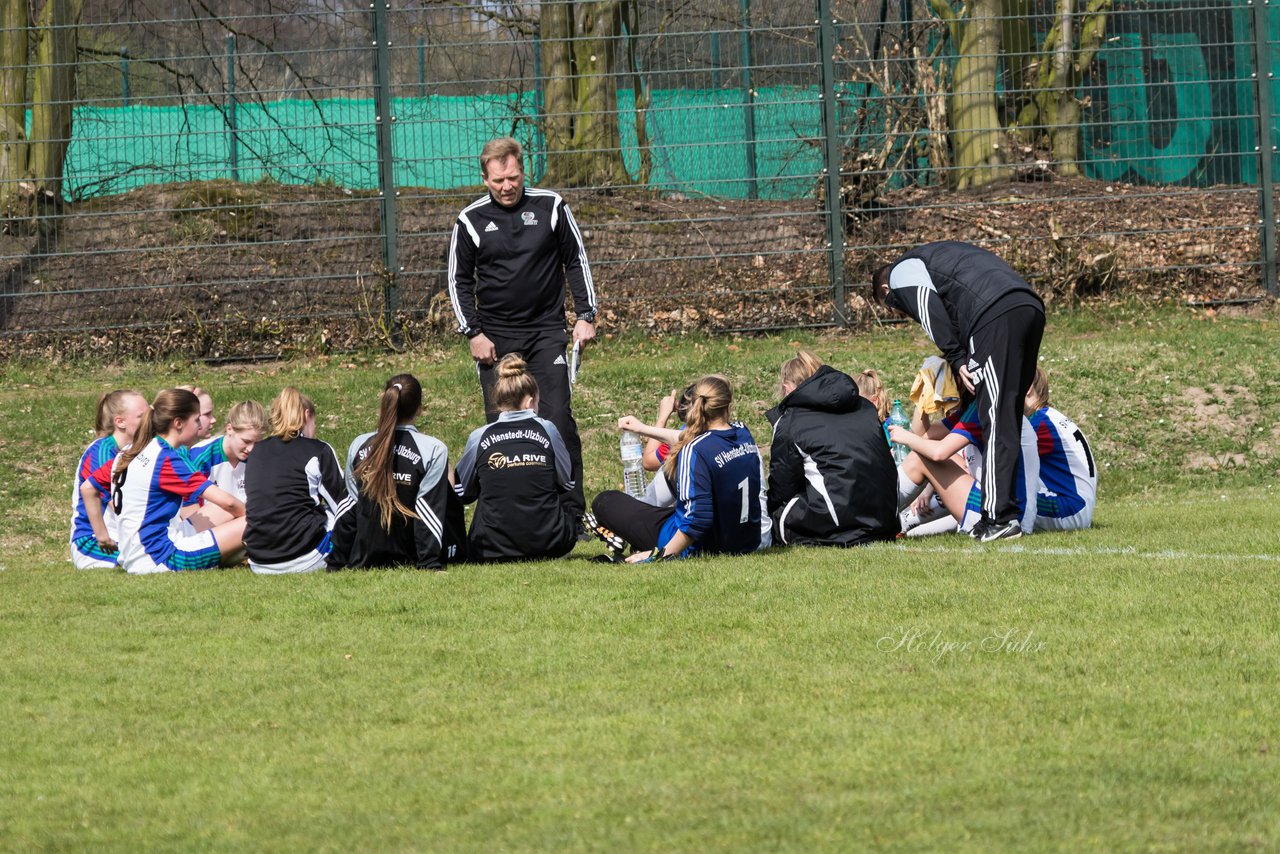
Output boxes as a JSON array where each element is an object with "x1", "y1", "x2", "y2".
[
  {"x1": 446, "y1": 187, "x2": 597, "y2": 339},
  {"x1": 243, "y1": 434, "x2": 347, "y2": 566},
  {"x1": 327, "y1": 425, "x2": 467, "y2": 570},
  {"x1": 884, "y1": 240, "x2": 1043, "y2": 379}
]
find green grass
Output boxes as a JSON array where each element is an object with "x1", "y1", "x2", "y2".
[{"x1": 1, "y1": 304, "x2": 1279, "y2": 851}]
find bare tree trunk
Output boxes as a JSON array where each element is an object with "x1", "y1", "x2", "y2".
[
  {"x1": 540, "y1": 0, "x2": 630, "y2": 188},
  {"x1": 28, "y1": 0, "x2": 84, "y2": 199},
  {"x1": 540, "y1": 0, "x2": 573, "y2": 173},
  {"x1": 1059, "y1": 0, "x2": 1111, "y2": 166},
  {"x1": 1050, "y1": 0, "x2": 1077, "y2": 174},
  {"x1": 918, "y1": 45, "x2": 950, "y2": 175},
  {"x1": 0, "y1": 0, "x2": 29, "y2": 217},
  {"x1": 1012, "y1": 0, "x2": 1109, "y2": 173},
  {"x1": 1000, "y1": 0, "x2": 1034, "y2": 108},
  {"x1": 949, "y1": 0, "x2": 1009, "y2": 189}
]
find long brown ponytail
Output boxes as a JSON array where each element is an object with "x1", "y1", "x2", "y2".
[
  {"x1": 356, "y1": 373, "x2": 423, "y2": 529},
  {"x1": 115, "y1": 389, "x2": 199, "y2": 474},
  {"x1": 662, "y1": 375, "x2": 733, "y2": 481}
]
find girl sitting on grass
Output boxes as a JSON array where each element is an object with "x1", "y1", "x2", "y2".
[
  {"x1": 177, "y1": 385, "x2": 217, "y2": 442},
  {"x1": 853, "y1": 368, "x2": 891, "y2": 429},
  {"x1": 111, "y1": 389, "x2": 246, "y2": 573},
  {"x1": 1024, "y1": 367, "x2": 1097, "y2": 532},
  {"x1": 455, "y1": 355, "x2": 578, "y2": 563},
  {"x1": 605, "y1": 382, "x2": 695, "y2": 510},
  {"x1": 328, "y1": 374, "x2": 466, "y2": 570},
  {"x1": 593, "y1": 374, "x2": 771, "y2": 563},
  {"x1": 183, "y1": 400, "x2": 267, "y2": 531},
  {"x1": 71, "y1": 389, "x2": 148, "y2": 569},
  {"x1": 888, "y1": 397, "x2": 1039, "y2": 540},
  {"x1": 243, "y1": 388, "x2": 347, "y2": 574},
  {"x1": 189, "y1": 400, "x2": 267, "y2": 502},
  {"x1": 616, "y1": 383, "x2": 694, "y2": 475},
  {"x1": 767, "y1": 351, "x2": 898, "y2": 547}
]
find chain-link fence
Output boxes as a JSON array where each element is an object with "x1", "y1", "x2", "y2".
[{"x1": 1, "y1": 0, "x2": 1275, "y2": 358}]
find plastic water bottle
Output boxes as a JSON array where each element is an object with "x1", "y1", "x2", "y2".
[
  {"x1": 888, "y1": 399, "x2": 910, "y2": 466},
  {"x1": 620, "y1": 430, "x2": 646, "y2": 498}
]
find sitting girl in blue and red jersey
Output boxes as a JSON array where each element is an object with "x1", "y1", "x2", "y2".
[
  {"x1": 1024, "y1": 367, "x2": 1097, "y2": 531},
  {"x1": 70, "y1": 389, "x2": 147, "y2": 569},
  {"x1": 109, "y1": 389, "x2": 247, "y2": 574}
]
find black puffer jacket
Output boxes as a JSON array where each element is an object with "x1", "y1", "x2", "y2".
[{"x1": 766, "y1": 366, "x2": 898, "y2": 547}]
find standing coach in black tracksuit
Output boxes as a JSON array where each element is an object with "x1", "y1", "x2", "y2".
[
  {"x1": 447, "y1": 136, "x2": 597, "y2": 517},
  {"x1": 873, "y1": 241, "x2": 1044, "y2": 542}
]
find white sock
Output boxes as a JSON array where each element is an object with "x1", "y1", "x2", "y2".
[
  {"x1": 906, "y1": 515, "x2": 960, "y2": 537},
  {"x1": 897, "y1": 468, "x2": 925, "y2": 512}
]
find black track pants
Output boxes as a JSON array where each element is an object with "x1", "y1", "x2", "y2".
[{"x1": 967, "y1": 303, "x2": 1044, "y2": 525}]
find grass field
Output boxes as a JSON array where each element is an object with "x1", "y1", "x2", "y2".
[{"x1": 2, "y1": 304, "x2": 1279, "y2": 851}]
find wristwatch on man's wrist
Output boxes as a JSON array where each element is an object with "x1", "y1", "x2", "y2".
[
  {"x1": 576, "y1": 311, "x2": 596, "y2": 325},
  {"x1": 465, "y1": 327, "x2": 485, "y2": 339}
]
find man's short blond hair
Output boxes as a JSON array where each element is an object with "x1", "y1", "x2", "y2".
[{"x1": 480, "y1": 137, "x2": 523, "y2": 177}]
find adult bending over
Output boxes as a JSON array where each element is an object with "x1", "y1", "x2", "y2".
[{"x1": 873, "y1": 241, "x2": 1044, "y2": 542}]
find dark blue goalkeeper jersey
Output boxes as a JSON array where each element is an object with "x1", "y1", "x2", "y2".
[{"x1": 657, "y1": 422, "x2": 771, "y2": 557}]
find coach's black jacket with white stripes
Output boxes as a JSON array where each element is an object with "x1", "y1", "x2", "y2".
[
  {"x1": 327, "y1": 425, "x2": 467, "y2": 570},
  {"x1": 766, "y1": 366, "x2": 899, "y2": 547},
  {"x1": 883, "y1": 241, "x2": 1043, "y2": 378},
  {"x1": 447, "y1": 187, "x2": 596, "y2": 338}
]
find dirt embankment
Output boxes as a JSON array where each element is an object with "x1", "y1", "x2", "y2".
[{"x1": 0, "y1": 175, "x2": 1268, "y2": 360}]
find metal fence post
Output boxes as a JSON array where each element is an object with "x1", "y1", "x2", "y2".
[
  {"x1": 1250, "y1": 0, "x2": 1278, "y2": 296},
  {"x1": 120, "y1": 47, "x2": 129, "y2": 106},
  {"x1": 710, "y1": 31, "x2": 720, "y2": 89},
  {"x1": 372, "y1": 1, "x2": 400, "y2": 341},
  {"x1": 533, "y1": 27, "x2": 544, "y2": 184},
  {"x1": 226, "y1": 35, "x2": 239, "y2": 182},
  {"x1": 740, "y1": 0, "x2": 757, "y2": 199},
  {"x1": 816, "y1": 0, "x2": 846, "y2": 323},
  {"x1": 418, "y1": 38, "x2": 426, "y2": 99}
]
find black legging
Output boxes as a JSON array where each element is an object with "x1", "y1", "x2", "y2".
[{"x1": 592, "y1": 490, "x2": 673, "y2": 552}]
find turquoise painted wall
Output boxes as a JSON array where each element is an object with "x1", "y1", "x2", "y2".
[{"x1": 59, "y1": 2, "x2": 1280, "y2": 199}]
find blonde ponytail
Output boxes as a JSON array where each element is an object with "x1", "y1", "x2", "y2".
[{"x1": 662, "y1": 375, "x2": 733, "y2": 481}]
